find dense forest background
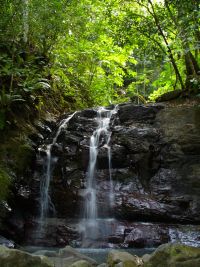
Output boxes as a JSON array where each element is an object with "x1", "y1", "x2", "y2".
[{"x1": 1, "y1": 0, "x2": 200, "y2": 129}]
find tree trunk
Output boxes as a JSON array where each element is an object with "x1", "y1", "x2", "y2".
[
  {"x1": 165, "y1": 0, "x2": 200, "y2": 92},
  {"x1": 185, "y1": 51, "x2": 200, "y2": 92},
  {"x1": 185, "y1": 51, "x2": 200, "y2": 76},
  {"x1": 148, "y1": 0, "x2": 185, "y2": 90}
]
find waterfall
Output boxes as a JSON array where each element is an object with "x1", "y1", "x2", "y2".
[
  {"x1": 39, "y1": 112, "x2": 76, "y2": 226},
  {"x1": 82, "y1": 106, "x2": 118, "y2": 243}
]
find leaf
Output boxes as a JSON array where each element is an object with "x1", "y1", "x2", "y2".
[{"x1": 37, "y1": 81, "x2": 51, "y2": 90}]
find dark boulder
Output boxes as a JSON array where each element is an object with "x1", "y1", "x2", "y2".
[
  {"x1": 118, "y1": 104, "x2": 164, "y2": 123},
  {"x1": 124, "y1": 224, "x2": 169, "y2": 248},
  {"x1": 143, "y1": 243, "x2": 200, "y2": 267}
]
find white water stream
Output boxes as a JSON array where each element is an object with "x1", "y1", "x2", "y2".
[
  {"x1": 82, "y1": 106, "x2": 118, "y2": 242},
  {"x1": 39, "y1": 112, "x2": 76, "y2": 226}
]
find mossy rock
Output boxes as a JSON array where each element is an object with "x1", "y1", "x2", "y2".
[
  {"x1": 155, "y1": 90, "x2": 182, "y2": 102},
  {"x1": 69, "y1": 260, "x2": 93, "y2": 267},
  {"x1": 144, "y1": 243, "x2": 200, "y2": 267},
  {"x1": 0, "y1": 137, "x2": 35, "y2": 174},
  {"x1": 59, "y1": 246, "x2": 97, "y2": 265},
  {"x1": 107, "y1": 250, "x2": 143, "y2": 267},
  {"x1": 0, "y1": 245, "x2": 53, "y2": 267},
  {"x1": 12, "y1": 142, "x2": 35, "y2": 173}
]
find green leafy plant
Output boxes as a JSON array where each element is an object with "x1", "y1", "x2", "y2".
[
  {"x1": 0, "y1": 91, "x2": 25, "y2": 129},
  {"x1": 1, "y1": 0, "x2": 200, "y2": 115}
]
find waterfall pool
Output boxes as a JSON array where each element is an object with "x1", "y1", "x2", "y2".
[
  {"x1": 77, "y1": 248, "x2": 155, "y2": 263},
  {"x1": 22, "y1": 246, "x2": 155, "y2": 264}
]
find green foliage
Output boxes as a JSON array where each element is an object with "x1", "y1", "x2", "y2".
[
  {"x1": 149, "y1": 87, "x2": 173, "y2": 102},
  {"x1": 0, "y1": 90, "x2": 25, "y2": 129},
  {"x1": 0, "y1": 91, "x2": 25, "y2": 108},
  {"x1": 50, "y1": 1, "x2": 137, "y2": 107},
  {"x1": 0, "y1": 0, "x2": 199, "y2": 118},
  {"x1": 126, "y1": 83, "x2": 147, "y2": 104}
]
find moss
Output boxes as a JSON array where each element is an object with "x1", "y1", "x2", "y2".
[
  {"x1": 70, "y1": 260, "x2": 92, "y2": 267},
  {"x1": 170, "y1": 244, "x2": 200, "y2": 262},
  {"x1": 0, "y1": 136, "x2": 35, "y2": 174},
  {"x1": 144, "y1": 243, "x2": 200, "y2": 267},
  {"x1": 0, "y1": 167, "x2": 11, "y2": 201},
  {"x1": 107, "y1": 250, "x2": 142, "y2": 267},
  {"x1": 0, "y1": 245, "x2": 54, "y2": 267},
  {"x1": 11, "y1": 142, "x2": 34, "y2": 173}
]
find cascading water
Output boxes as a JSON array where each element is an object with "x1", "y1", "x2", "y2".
[
  {"x1": 39, "y1": 112, "x2": 76, "y2": 228},
  {"x1": 81, "y1": 106, "x2": 118, "y2": 244}
]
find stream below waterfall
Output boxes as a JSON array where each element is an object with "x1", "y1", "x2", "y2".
[{"x1": 22, "y1": 246, "x2": 155, "y2": 264}]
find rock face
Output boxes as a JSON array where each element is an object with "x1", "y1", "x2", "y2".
[
  {"x1": 45, "y1": 104, "x2": 200, "y2": 223},
  {"x1": 3, "y1": 103, "x2": 200, "y2": 248}
]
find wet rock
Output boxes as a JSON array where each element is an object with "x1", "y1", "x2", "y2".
[
  {"x1": 149, "y1": 168, "x2": 178, "y2": 195},
  {"x1": 0, "y1": 245, "x2": 53, "y2": 267},
  {"x1": 68, "y1": 116, "x2": 98, "y2": 133},
  {"x1": 107, "y1": 250, "x2": 143, "y2": 267},
  {"x1": 105, "y1": 222, "x2": 200, "y2": 249},
  {"x1": 59, "y1": 246, "x2": 97, "y2": 265},
  {"x1": 118, "y1": 103, "x2": 163, "y2": 124},
  {"x1": 78, "y1": 109, "x2": 97, "y2": 119},
  {"x1": 97, "y1": 264, "x2": 108, "y2": 267},
  {"x1": 155, "y1": 89, "x2": 182, "y2": 102},
  {"x1": 115, "y1": 194, "x2": 170, "y2": 222},
  {"x1": 29, "y1": 132, "x2": 44, "y2": 146},
  {"x1": 45, "y1": 106, "x2": 200, "y2": 244},
  {"x1": 8, "y1": 103, "x2": 200, "y2": 247},
  {"x1": 108, "y1": 235, "x2": 124, "y2": 244},
  {"x1": 5, "y1": 214, "x2": 26, "y2": 242},
  {"x1": 34, "y1": 121, "x2": 52, "y2": 137},
  {"x1": 111, "y1": 145, "x2": 129, "y2": 168},
  {"x1": 169, "y1": 225, "x2": 200, "y2": 247},
  {"x1": 143, "y1": 243, "x2": 200, "y2": 267},
  {"x1": 124, "y1": 224, "x2": 169, "y2": 248},
  {"x1": 114, "y1": 190, "x2": 200, "y2": 223},
  {"x1": 57, "y1": 131, "x2": 83, "y2": 147},
  {"x1": 142, "y1": 254, "x2": 151, "y2": 263},
  {"x1": 70, "y1": 260, "x2": 93, "y2": 267},
  {"x1": 24, "y1": 218, "x2": 79, "y2": 247},
  {"x1": 34, "y1": 250, "x2": 58, "y2": 257},
  {"x1": 0, "y1": 236, "x2": 15, "y2": 248}
]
